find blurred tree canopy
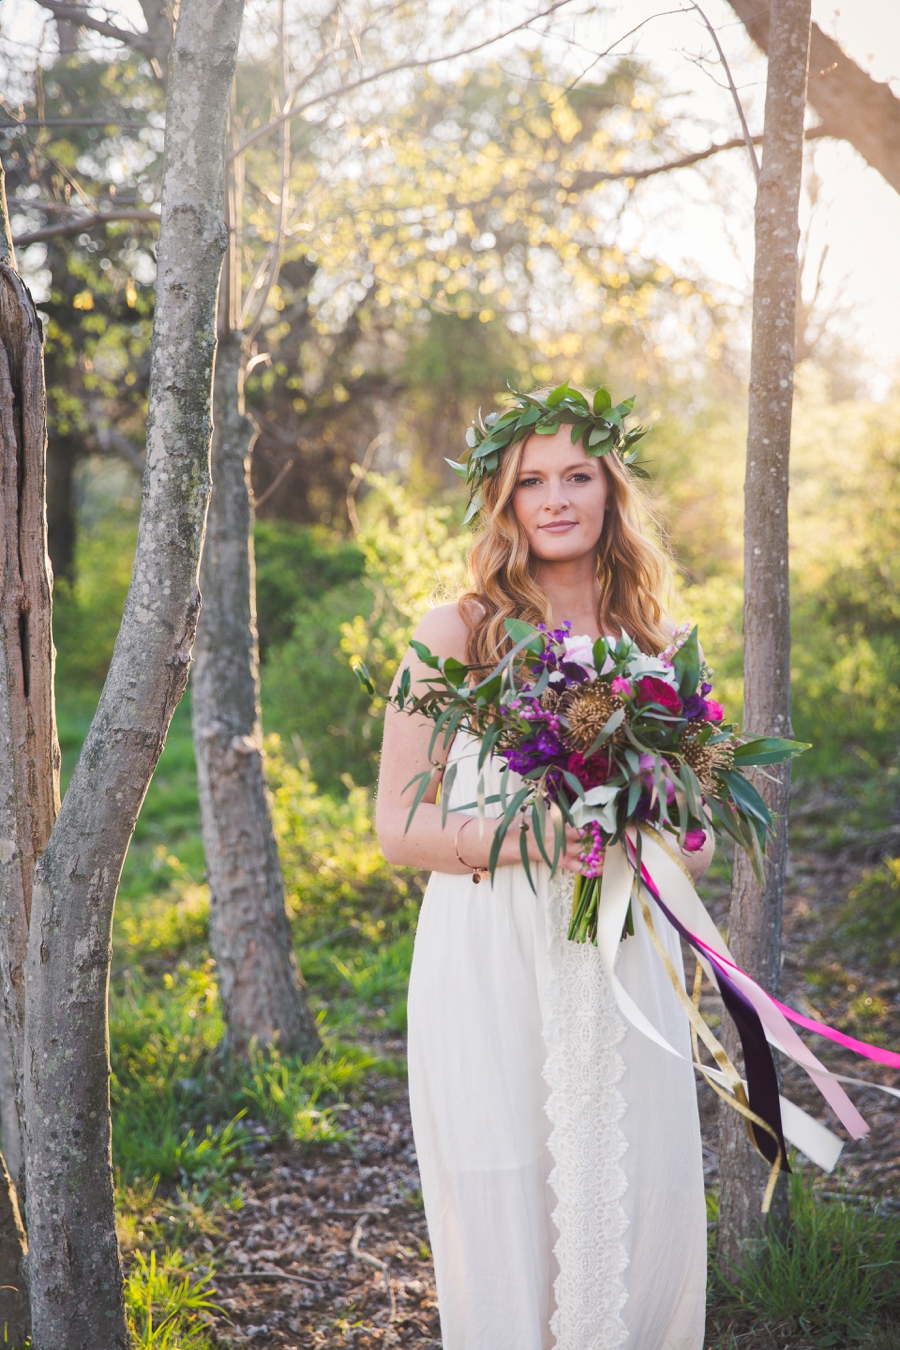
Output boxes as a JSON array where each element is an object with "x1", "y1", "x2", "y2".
[{"x1": 4, "y1": 2, "x2": 723, "y2": 554}]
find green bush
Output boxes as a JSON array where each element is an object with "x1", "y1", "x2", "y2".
[
  {"x1": 240, "y1": 1041, "x2": 374, "y2": 1145},
  {"x1": 53, "y1": 459, "x2": 139, "y2": 693},
  {"x1": 254, "y1": 518, "x2": 365, "y2": 656},
  {"x1": 267, "y1": 735, "x2": 423, "y2": 943}
]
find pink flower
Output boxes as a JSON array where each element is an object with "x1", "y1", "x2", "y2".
[
  {"x1": 562, "y1": 634, "x2": 597, "y2": 676},
  {"x1": 635, "y1": 675, "x2": 683, "y2": 716},
  {"x1": 611, "y1": 675, "x2": 632, "y2": 697},
  {"x1": 703, "y1": 699, "x2": 725, "y2": 723},
  {"x1": 683, "y1": 828, "x2": 708, "y2": 853}
]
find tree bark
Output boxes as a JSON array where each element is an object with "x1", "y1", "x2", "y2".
[
  {"x1": 192, "y1": 329, "x2": 321, "y2": 1060},
  {"x1": 0, "y1": 160, "x2": 58, "y2": 1347},
  {"x1": 191, "y1": 101, "x2": 320, "y2": 1061},
  {"x1": 717, "y1": 0, "x2": 811, "y2": 1270},
  {"x1": 21, "y1": 1, "x2": 245, "y2": 1345},
  {"x1": 727, "y1": 0, "x2": 900, "y2": 195}
]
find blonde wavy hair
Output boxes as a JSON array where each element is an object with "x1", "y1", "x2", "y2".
[{"x1": 459, "y1": 433, "x2": 671, "y2": 667}]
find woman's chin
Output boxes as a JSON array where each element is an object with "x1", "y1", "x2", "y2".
[{"x1": 529, "y1": 534, "x2": 599, "y2": 564}]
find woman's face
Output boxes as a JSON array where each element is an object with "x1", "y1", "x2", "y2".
[{"x1": 511, "y1": 427, "x2": 609, "y2": 563}]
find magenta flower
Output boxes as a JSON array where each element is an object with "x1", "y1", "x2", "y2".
[
  {"x1": 683, "y1": 828, "x2": 708, "y2": 853},
  {"x1": 635, "y1": 675, "x2": 683, "y2": 716}
]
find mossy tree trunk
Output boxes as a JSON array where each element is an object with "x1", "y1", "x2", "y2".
[
  {"x1": 0, "y1": 167, "x2": 57, "y2": 1349},
  {"x1": 20, "y1": 1, "x2": 245, "y2": 1344},
  {"x1": 717, "y1": 0, "x2": 811, "y2": 1268}
]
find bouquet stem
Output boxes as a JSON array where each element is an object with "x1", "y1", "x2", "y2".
[
  {"x1": 568, "y1": 872, "x2": 635, "y2": 944},
  {"x1": 568, "y1": 873, "x2": 601, "y2": 944}
]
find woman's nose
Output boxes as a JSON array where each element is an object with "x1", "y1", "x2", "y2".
[{"x1": 544, "y1": 477, "x2": 569, "y2": 510}]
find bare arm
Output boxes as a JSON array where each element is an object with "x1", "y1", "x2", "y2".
[{"x1": 375, "y1": 603, "x2": 583, "y2": 875}]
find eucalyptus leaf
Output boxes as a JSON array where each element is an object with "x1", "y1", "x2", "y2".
[{"x1": 545, "y1": 380, "x2": 570, "y2": 406}]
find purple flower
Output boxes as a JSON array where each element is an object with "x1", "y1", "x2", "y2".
[
  {"x1": 559, "y1": 660, "x2": 590, "y2": 684},
  {"x1": 503, "y1": 727, "x2": 567, "y2": 776},
  {"x1": 682, "y1": 692, "x2": 706, "y2": 720},
  {"x1": 701, "y1": 681, "x2": 713, "y2": 696}
]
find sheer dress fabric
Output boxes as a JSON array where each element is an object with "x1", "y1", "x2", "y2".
[{"x1": 407, "y1": 731, "x2": 706, "y2": 1350}]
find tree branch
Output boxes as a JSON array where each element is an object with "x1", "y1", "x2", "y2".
[
  {"x1": 230, "y1": 0, "x2": 577, "y2": 162},
  {"x1": 726, "y1": 0, "x2": 900, "y2": 195},
  {"x1": 33, "y1": 1, "x2": 157, "y2": 53},
  {"x1": 557, "y1": 126, "x2": 825, "y2": 194},
  {"x1": 12, "y1": 210, "x2": 159, "y2": 246},
  {"x1": 0, "y1": 117, "x2": 151, "y2": 129},
  {"x1": 691, "y1": 3, "x2": 760, "y2": 179}
]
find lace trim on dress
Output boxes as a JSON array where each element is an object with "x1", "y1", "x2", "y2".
[{"x1": 543, "y1": 869, "x2": 630, "y2": 1350}]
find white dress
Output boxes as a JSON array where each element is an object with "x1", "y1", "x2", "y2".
[{"x1": 407, "y1": 732, "x2": 707, "y2": 1350}]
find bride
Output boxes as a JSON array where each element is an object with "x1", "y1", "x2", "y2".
[{"x1": 376, "y1": 399, "x2": 714, "y2": 1350}]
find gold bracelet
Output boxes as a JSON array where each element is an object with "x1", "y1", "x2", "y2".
[{"x1": 455, "y1": 818, "x2": 487, "y2": 884}]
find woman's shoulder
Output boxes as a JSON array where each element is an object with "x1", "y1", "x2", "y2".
[{"x1": 411, "y1": 601, "x2": 472, "y2": 663}]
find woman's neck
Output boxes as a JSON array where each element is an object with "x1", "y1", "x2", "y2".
[{"x1": 532, "y1": 555, "x2": 602, "y2": 638}]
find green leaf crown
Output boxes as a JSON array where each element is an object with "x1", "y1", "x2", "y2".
[{"x1": 446, "y1": 378, "x2": 650, "y2": 524}]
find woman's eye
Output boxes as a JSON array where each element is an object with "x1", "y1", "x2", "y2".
[
  {"x1": 517, "y1": 477, "x2": 542, "y2": 487},
  {"x1": 569, "y1": 473, "x2": 591, "y2": 483}
]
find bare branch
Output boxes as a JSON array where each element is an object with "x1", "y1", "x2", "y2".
[
  {"x1": 690, "y1": 3, "x2": 760, "y2": 180},
  {"x1": 12, "y1": 210, "x2": 159, "y2": 246},
  {"x1": 1, "y1": 118, "x2": 152, "y2": 129},
  {"x1": 33, "y1": 1, "x2": 157, "y2": 52},
  {"x1": 231, "y1": 0, "x2": 578, "y2": 162},
  {"x1": 254, "y1": 457, "x2": 294, "y2": 509},
  {"x1": 548, "y1": 126, "x2": 825, "y2": 194}
]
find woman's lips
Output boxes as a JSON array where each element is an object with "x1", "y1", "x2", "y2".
[{"x1": 539, "y1": 520, "x2": 577, "y2": 533}]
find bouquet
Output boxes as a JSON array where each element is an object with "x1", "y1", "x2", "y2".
[
  {"x1": 360, "y1": 619, "x2": 900, "y2": 1202},
  {"x1": 376, "y1": 618, "x2": 807, "y2": 942}
]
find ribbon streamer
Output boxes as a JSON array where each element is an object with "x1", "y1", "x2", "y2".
[
  {"x1": 632, "y1": 830, "x2": 900, "y2": 1123},
  {"x1": 593, "y1": 829, "x2": 900, "y2": 1205}
]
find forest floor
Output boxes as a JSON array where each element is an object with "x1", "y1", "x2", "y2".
[{"x1": 166, "y1": 781, "x2": 900, "y2": 1350}]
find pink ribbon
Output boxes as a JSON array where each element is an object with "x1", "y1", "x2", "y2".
[{"x1": 772, "y1": 998, "x2": 900, "y2": 1070}]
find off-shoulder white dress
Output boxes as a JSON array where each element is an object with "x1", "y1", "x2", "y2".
[{"x1": 407, "y1": 732, "x2": 707, "y2": 1350}]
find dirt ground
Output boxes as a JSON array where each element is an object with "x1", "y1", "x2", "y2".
[{"x1": 199, "y1": 836, "x2": 900, "y2": 1348}]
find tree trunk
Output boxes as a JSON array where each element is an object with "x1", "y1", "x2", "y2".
[
  {"x1": 21, "y1": 1, "x2": 245, "y2": 1344},
  {"x1": 0, "y1": 170, "x2": 60, "y2": 1343},
  {"x1": 717, "y1": 0, "x2": 811, "y2": 1270},
  {"x1": 192, "y1": 330, "x2": 321, "y2": 1060}
]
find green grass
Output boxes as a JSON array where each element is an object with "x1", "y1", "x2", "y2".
[
  {"x1": 125, "y1": 1249, "x2": 219, "y2": 1350},
  {"x1": 708, "y1": 1169, "x2": 900, "y2": 1345}
]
